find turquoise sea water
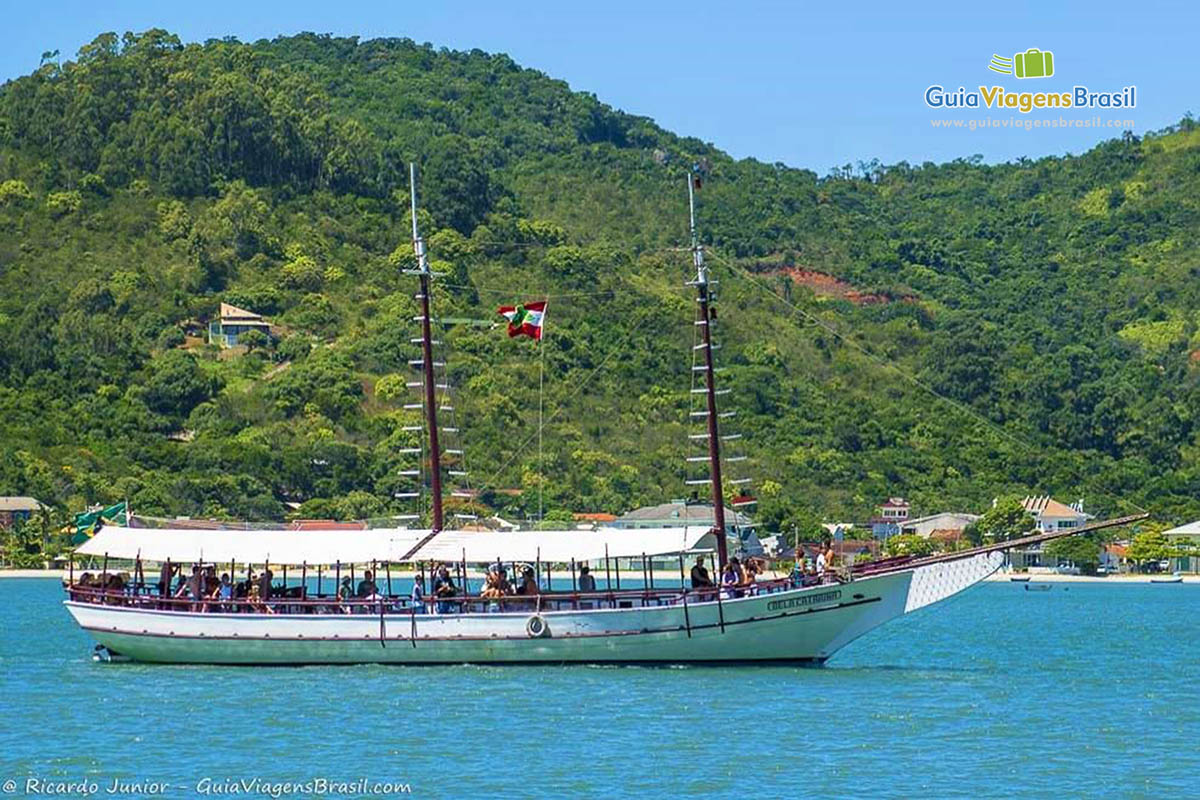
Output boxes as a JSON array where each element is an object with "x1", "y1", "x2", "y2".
[{"x1": 0, "y1": 578, "x2": 1197, "y2": 799}]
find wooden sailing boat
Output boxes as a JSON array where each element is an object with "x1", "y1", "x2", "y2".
[{"x1": 62, "y1": 169, "x2": 1146, "y2": 665}]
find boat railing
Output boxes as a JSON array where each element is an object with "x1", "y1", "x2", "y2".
[{"x1": 64, "y1": 574, "x2": 836, "y2": 615}]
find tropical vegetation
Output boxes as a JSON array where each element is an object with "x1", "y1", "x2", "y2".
[{"x1": 2, "y1": 31, "x2": 1199, "y2": 560}]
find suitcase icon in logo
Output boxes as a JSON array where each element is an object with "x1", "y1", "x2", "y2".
[{"x1": 1014, "y1": 48, "x2": 1054, "y2": 79}]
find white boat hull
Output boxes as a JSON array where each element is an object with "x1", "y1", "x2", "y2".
[{"x1": 66, "y1": 553, "x2": 1002, "y2": 665}]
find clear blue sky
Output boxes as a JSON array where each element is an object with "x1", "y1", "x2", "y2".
[{"x1": 1, "y1": 0, "x2": 1194, "y2": 172}]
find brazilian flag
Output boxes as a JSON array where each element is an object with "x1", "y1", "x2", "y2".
[{"x1": 71, "y1": 501, "x2": 127, "y2": 545}]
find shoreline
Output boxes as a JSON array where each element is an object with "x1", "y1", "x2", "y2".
[
  {"x1": 984, "y1": 572, "x2": 1199, "y2": 583},
  {"x1": 4, "y1": 568, "x2": 1197, "y2": 584}
]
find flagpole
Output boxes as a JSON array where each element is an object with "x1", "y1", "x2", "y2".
[{"x1": 538, "y1": 297, "x2": 548, "y2": 525}]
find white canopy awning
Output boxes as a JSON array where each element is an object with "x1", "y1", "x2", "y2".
[
  {"x1": 74, "y1": 525, "x2": 711, "y2": 565},
  {"x1": 73, "y1": 526, "x2": 427, "y2": 566},
  {"x1": 411, "y1": 527, "x2": 709, "y2": 564}
]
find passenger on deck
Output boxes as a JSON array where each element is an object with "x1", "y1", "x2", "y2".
[
  {"x1": 213, "y1": 573, "x2": 232, "y2": 610},
  {"x1": 517, "y1": 567, "x2": 540, "y2": 595},
  {"x1": 721, "y1": 560, "x2": 741, "y2": 598},
  {"x1": 203, "y1": 566, "x2": 219, "y2": 599},
  {"x1": 577, "y1": 564, "x2": 597, "y2": 609},
  {"x1": 177, "y1": 566, "x2": 203, "y2": 609},
  {"x1": 433, "y1": 565, "x2": 458, "y2": 614},
  {"x1": 247, "y1": 580, "x2": 274, "y2": 614},
  {"x1": 480, "y1": 568, "x2": 504, "y2": 612},
  {"x1": 578, "y1": 565, "x2": 597, "y2": 593},
  {"x1": 157, "y1": 562, "x2": 179, "y2": 597},
  {"x1": 258, "y1": 569, "x2": 274, "y2": 601},
  {"x1": 514, "y1": 567, "x2": 539, "y2": 599},
  {"x1": 816, "y1": 547, "x2": 828, "y2": 578},
  {"x1": 357, "y1": 569, "x2": 377, "y2": 598},
  {"x1": 825, "y1": 544, "x2": 837, "y2": 576},
  {"x1": 690, "y1": 556, "x2": 714, "y2": 592},
  {"x1": 411, "y1": 573, "x2": 426, "y2": 613},
  {"x1": 744, "y1": 559, "x2": 760, "y2": 589},
  {"x1": 790, "y1": 548, "x2": 807, "y2": 586},
  {"x1": 172, "y1": 573, "x2": 189, "y2": 603},
  {"x1": 335, "y1": 576, "x2": 354, "y2": 613}
]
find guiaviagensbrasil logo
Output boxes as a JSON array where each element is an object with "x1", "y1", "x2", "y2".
[
  {"x1": 925, "y1": 47, "x2": 1135, "y2": 113},
  {"x1": 989, "y1": 48, "x2": 1054, "y2": 79}
]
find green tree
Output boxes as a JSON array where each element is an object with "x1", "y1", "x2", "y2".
[
  {"x1": 970, "y1": 497, "x2": 1033, "y2": 544},
  {"x1": 883, "y1": 533, "x2": 936, "y2": 557},
  {"x1": 1044, "y1": 535, "x2": 1101, "y2": 574},
  {"x1": 0, "y1": 179, "x2": 33, "y2": 205},
  {"x1": 239, "y1": 328, "x2": 269, "y2": 353},
  {"x1": 141, "y1": 350, "x2": 222, "y2": 419},
  {"x1": 1127, "y1": 531, "x2": 1171, "y2": 566}
]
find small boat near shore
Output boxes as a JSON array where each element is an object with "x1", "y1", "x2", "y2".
[
  {"x1": 1150, "y1": 575, "x2": 1183, "y2": 584},
  {"x1": 1024, "y1": 584, "x2": 1052, "y2": 592},
  {"x1": 1010, "y1": 575, "x2": 1031, "y2": 582}
]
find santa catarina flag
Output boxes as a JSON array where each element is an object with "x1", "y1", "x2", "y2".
[{"x1": 497, "y1": 301, "x2": 546, "y2": 340}]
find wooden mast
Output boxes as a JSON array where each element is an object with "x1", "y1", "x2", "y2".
[
  {"x1": 408, "y1": 163, "x2": 443, "y2": 533},
  {"x1": 688, "y1": 173, "x2": 728, "y2": 568}
]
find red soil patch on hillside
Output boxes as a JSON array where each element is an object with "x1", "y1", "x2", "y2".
[{"x1": 769, "y1": 267, "x2": 902, "y2": 305}]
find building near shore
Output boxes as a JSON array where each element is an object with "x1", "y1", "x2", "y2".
[
  {"x1": 612, "y1": 500, "x2": 761, "y2": 566},
  {"x1": 1161, "y1": 521, "x2": 1200, "y2": 573},
  {"x1": 868, "y1": 497, "x2": 910, "y2": 538},
  {"x1": 573, "y1": 512, "x2": 617, "y2": 530},
  {"x1": 1022, "y1": 495, "x2": 1090, "y2": 532},
  {"x1": 902, "y1": 512, "x2": 980, "y2": 539},
  {"x1": 0, "y1": 497, "x2": 43, "y2": 529},
  {"x1": 1009, "y1": 496, "x2": 1092, "y2": 570}
]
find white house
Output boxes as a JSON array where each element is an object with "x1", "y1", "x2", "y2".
[
  {"x1": 1021, "y1": 496, "x2": 1091, "y2": 533},
  {"x1": 1009, "y1": 496, "x2": 1092, "y2": 570},
  {"x1": 870, "y1": 498, "x2": 910, "y2": 538}
]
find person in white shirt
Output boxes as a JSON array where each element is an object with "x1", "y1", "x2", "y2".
[{"x1": 411, "y1": 574, "x2": 426, "y2": 614}]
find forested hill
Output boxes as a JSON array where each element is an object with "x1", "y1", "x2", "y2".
[{"x1": 1, "y1": 29, "x2": 1199, "y2": 537}]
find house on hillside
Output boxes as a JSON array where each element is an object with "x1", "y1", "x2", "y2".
[
  {"x1": 0, "y1": 497, "x2": 43, "y2": 529},
  {"x1": 208, "y1": 302, "x2": 273, "y2": 348},
  {"x1": 1008, "y1": 496, "x2": 1092, "y2": 570}
]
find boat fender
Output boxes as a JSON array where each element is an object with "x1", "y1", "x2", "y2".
[{"x1": 525, "y1": 614, "x2": 550, "y2": 638}]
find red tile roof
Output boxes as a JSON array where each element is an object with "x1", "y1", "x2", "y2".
[{"x1": 929, "y1": 528, "x2": 963, "y2": 542}]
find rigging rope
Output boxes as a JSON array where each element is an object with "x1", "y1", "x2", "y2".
[
  {"x1": 474, "y1": 304, "x2": 662, "y2": 497},
  {"x1": 701, "y1": 248, "x2": 1150, "y2": 517}
]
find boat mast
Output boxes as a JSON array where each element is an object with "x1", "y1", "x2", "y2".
[
  {"x1": 407, "y1": 163, "x2": 443, "y2": 533},
  {"x1": 688, "y1": 173, "x2": 728, "y2": 567}
]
